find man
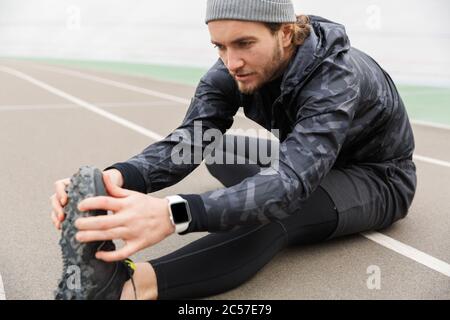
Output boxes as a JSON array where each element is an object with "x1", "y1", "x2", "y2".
[{"x1": 50, "y1": 0, "x2": 416, "y2": 300}]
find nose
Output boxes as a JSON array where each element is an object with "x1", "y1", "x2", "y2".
[{"x1": 224, "y1": 50, "x2": 244, "y2": 74}]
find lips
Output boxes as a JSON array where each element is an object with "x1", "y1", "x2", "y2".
[{"x1": 235, "y1": 73, "x2": 254, "y2": 81}]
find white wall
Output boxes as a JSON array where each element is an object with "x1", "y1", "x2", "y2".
[{"x1": 0, "y1": 0, "x2": 449, "y2": 85}]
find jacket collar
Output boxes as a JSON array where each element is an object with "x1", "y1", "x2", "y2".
[{"x1": 279, "y1": 26, "x2": 320, "y2": 95}]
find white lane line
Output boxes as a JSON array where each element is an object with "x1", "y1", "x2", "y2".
[
  {"x1": 4, "y1": 65, "x2": 450, "y2": 168},
  {"x1": 2, "y1": 65, "x2": 449, "y2": 279},
  {"x1": 0, "y1": 273, "x2": 5, "y2": 300},
  {"x1": 26, "y1": 63, "x2": 194, "y2": 105},
  {"x1": 0, "y1": 66, "x2": 164, "y2": 142},
  {"x1": 0, "y1": 100, "x2": 178, "y2": 112},
  {"x1": 362, "y1": 232, "x2": 450, "y2": 277},
  {"x1": 413, "y1": 155, "x2": 450, "y2": 168},
  {"x1": 23, "y1": 63, "x2": 450, "y2": 168},
  {"x1": 24, "y1": 63, "x2": 450, "y2": 131},
  {"x1": 23, "y1": 62, "x2": 249, "y2": 119}
]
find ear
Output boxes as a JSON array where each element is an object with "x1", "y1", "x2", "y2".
[{"x1": 280, "y1": 24, "x2": 294, "y2": 48}]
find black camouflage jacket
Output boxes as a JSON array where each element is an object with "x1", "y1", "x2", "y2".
[{"x1": 109, "y1": 16, "x2": 416, "y2": 233}]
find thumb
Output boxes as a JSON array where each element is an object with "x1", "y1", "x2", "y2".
[{"x1": 103, "y1": 173, "x2": 131, "y2": 198}]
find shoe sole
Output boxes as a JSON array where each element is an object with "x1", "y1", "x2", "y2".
[{"x1": 54, "y1": 166, "x2": 110, "y2": 300}]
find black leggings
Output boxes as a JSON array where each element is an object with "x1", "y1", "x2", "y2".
[{"x1": 148, "y1": 135, "x2": 338, "y2": 299}]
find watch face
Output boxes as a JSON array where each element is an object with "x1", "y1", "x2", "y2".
[{"x1": 171, "y1": 202, "x2": 189, "y2": 224}]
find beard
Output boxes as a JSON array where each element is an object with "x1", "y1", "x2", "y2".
[{"x1": 234, "y1": 42, "x2": 284, "y2": 95}]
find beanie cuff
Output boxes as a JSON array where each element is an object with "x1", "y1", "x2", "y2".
[{"x1": 205, "y1": 0, "x2": 296, "y2": 24}]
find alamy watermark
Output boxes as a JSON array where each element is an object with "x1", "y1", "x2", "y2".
[
  {"x1": 365, "y1": 4, "x2": 382, "y2": 31},
  {"x1": 366, "y1": 265, "x2": 381, "y2": 290},
  {"x1": 66, "y1": 5, "x2": 81, "y2": 30},
  {"x1": 170, "y1": 121, "x2": 280, "y2": 170},
  {"x1": 66, "y1": 265, "x2": 81, "y2": 291}
]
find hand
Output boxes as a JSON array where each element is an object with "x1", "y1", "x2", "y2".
[
  {"x1": 50, "y1": 177, "x2": 70, "y2": 230},
  {"x1": 50, "y1": 169, "x2": 124, "y2": 230},
  {"x1": 74, "y1": 174, "x2": 175, "y2": 262}
]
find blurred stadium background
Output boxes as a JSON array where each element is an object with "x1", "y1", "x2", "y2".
[
  {"x1": 0, "y1": 0, "x2": 448, "y2": 84},
  {"x1": 1, "y1": 0, "x2": 449, "y2": 124},
  {"x1": 0, "y1": 0, "x2": 449, "y2": 300}
]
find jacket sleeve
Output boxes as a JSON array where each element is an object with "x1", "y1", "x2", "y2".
[
  {"x1": 198, "y1": 55, "x2": 360, "y2": 232},
  {"x1": 108, "y1": 60, "x2": 240, "y2": 194}
]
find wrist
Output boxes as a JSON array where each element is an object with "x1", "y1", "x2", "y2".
[
  {"x1": 104, "y1": 163, "x2": 146, "y2": 192},
  {"x1": 164, "y1": 198, "x2": 176, "y2": 235},
  {"x1": 104, "y1": 168, "x2": 124, "y2": 187},
  {"x1": 166, "y1": 195, "x2": 192, "y2": 234}
]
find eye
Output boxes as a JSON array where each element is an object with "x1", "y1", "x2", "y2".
[
  {"x1": 213, "y1": 44, "x2": 225, "y2": 51},
  {"x1": 239, "y1": 41, "x2": 253, "y2": 48}
]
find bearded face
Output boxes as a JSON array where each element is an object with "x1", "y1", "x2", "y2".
[{"x1": 208, "y1": 20, "x2": 293, "y2": 94}]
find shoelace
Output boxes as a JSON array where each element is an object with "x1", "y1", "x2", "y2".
[
  {"x1": 124, "y1": 259, "x2": 138, "y2": 300},
  {"x1": 130, "y1": 276, "x2": 138, "y2": 300}
]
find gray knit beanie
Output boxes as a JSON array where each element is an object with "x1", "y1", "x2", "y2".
[{"x1": 205, "y1": 0, "x2": 297, "y2": 24}]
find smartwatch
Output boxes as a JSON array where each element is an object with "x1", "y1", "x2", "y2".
[{"x1": 166, "y1": 195, "x2": 192, "y2": 234}]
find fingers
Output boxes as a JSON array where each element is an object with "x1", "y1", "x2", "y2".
[
  {"x1": 76, "y1": 227, "x2": 128, "y2": 243},
  {"x1": 50, "y1": 194, "x2": 65, "y2": 222},
  {"x1": 75, "y1": 212, "x2": 129, "y2": 231},
  {"x1": 51, "y1": 210, "x2": 61, "y2": 230},
  {"x1": 78, "y1": 196, "x2": 123, "y2": 212},
  {"x1": 103, "y1": 173, "x2": 131, "y2": 198},
  {"x1": 55, "y1": 178, "x2": 70, "y2": 206},
  {"x1": 50, "y1": 177, "x2": 70, "y2": 230},
  {"x1": 96, "y1": 243, "x2": 138, "y2": 262},
  {"x1": 103, "y1": 168, "x2": 124, "y2": 188}
]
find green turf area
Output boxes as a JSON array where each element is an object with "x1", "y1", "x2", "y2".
[
  {"x1": 11, "y1": 57, "x2": 450, "y2": 127},
  {"x1": 396, "y1": 86, "x2": 450, "y2": 125},
  {"x1": 19, "y1": 57, "x2": 207, "y2": 86}
]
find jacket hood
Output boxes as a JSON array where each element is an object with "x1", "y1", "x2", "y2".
[{"x1": 280, "y1": 15, "x2": 352, "y2": 93}]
